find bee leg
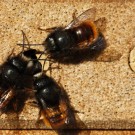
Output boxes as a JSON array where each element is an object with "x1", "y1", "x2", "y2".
[
  {"x1": 17, "y1": 30, "x2": 30, "y2": 51},
  {"x1": 36, "y1": 109, "x2": 43, "y2": 121},
  {"x1": 17, "y1": 31, "x2": 43, "y2": 49},
  {"x1": 35, "y1": 110, "x2": 44, "y2": 125},
  {"x1": 69, "y1": 105, "x2": 85, "y2": 114},
  {"x1": 38, "y1": 26, "x2": 59, "y2": 33},
  {"x1": 43, "y1": 57, "x2": 57, "y2": 64},
  {"x1": 17, "y1": 30, "x2": 30, "y2": 50},
  {"x1": 72, "y1": 9, "x2": 79, "y2": 23},
  {"x1": 25, "y1": 99, "x2": 39, "y2": 108},
  {"x1": 0, "y1": 90, "x2": 3, "y2": 97},
  {"x1": 21, "y1": 30, "x2": 30, "y2": 47},
  {"x1": 44, "y1": 59, "x2": 61, "y2": 76},
  {"x1": 7, "y1": 48, "x2": 15, "y2": 59},
  {"x1": 12, "y1": 98, "x2": 19, "y2": 112},
  {"x1": 48, "y1": 61, "x2": 61, "y2": 70},
  {"x1": 0, "y1": 111, "x2": 3, "y2": 116}
]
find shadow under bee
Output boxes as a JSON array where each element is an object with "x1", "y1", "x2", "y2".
[
  {"x1": 0, "y1": 91, "x2": 31, "y2": 129},
  {"x1": 1, "y1": 91, "x2": 28, "y2": 115}
]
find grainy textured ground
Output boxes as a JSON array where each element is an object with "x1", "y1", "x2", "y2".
[
  {"x1": 0, "y1": 0, "x2": 135, "y2": 130},
  {"x1": 0, "y1": 130, "x2": 135, "y2": 135}
]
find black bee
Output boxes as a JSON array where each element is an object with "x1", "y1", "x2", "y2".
[
  {"x1": 0, "y1": 30, "x2": 42, "y2": 114},
  {"x1": 0, "y1": 48, "x2": 42, "y2": 114},
  {"x1": 17, "y1": 8, "x2": 121, "y2": 63},
  {"x1": 33, "y1": 72, "x2": 76, "y2": 129},
  {"x1": 39, "y1": 8, "x2": 107, "y2": 63},
  {"x1": 33, "y1": 71, "x2": 89, "y2": 135}
]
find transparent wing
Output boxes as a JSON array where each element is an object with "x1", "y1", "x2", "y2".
[
  {"x1": 59, "y1": 86, "x2": 78, "y2": 128},
  {"x1": 65, "y1": 8, "x2": 96, "y2": 29},
  {"x1": 94, "y1": 17, "x2": 107, "y2": 32},
  {"x1": 0, "y1": 89, "x2": 14, "y2": 109},
  {"x1": 89, "y1": 35, "x2": 122, "y2": 62},
  {"x1": 93, "y1": 48, "x2": 122, "y2": 62}
]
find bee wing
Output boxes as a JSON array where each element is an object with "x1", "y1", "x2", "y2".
[
  {"x1": 69, "y1": 47, "x2": 122, "y2": 62},
  {"x1": 78, "y1": 35, "x2": 122, "y2": 62},
  {"x1": 91, "y1": 47, "x2": 122, "y2": 62},
  {"x1": 59, "y1": 85, "x2": 88, "y2": 130},
  {"x1": 65, "y1": 8, "x2": 96, "y2": 29},
  {"x1": 73, "y1": 32, "x2": 122, "y2": 62},
  {"x1": 59, "y1": 87, "x2": 77, "y2": 128},
  {"x1": 0, "y1": 89, "x2": 14, "y2": 110},
  {"x1": 94, "y1": 17, "x2": 107, "y2": 32}
]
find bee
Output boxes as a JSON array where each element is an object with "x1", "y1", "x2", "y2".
[
  {"x1": 33, "y1": 72, "x2": 76, "y2": 129},
  {"x1": 18, "y1": 8, "x2": 121, "y2": 63},
  {"x1": 0, "y1": 31, "x2": 76, "y2": 129},
  {"x1": 38, "y1": 8, "x2": 107, "y2": 62},
  {"x1": 0, "y1": 31, "x2": 42, "y2": 114},
  {"x1": 0, "y1": 49, "x2": 42, "y2": 113}
]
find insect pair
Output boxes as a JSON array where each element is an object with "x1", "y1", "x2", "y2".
[{"x1": 0, "y1": 29, "x2": 77, "y2": 129}]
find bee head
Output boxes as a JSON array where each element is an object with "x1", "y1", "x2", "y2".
[{"x1": 22, "y1": 49, "x2": 37, "y2": 60}]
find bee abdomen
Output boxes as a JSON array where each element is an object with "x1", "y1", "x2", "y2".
[{"x1": 69, "y1": 20, "x2": 98, "y2": 46}]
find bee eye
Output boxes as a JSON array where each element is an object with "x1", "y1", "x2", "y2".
[
  {"x1": 23, "y1": 49, "x2": 37, "y2": 59},
  {"x1": 49, "y1": 38, "x2": 55, "y2": 45},
  {"x1": 48, "y1": 38, "x2": 56, "y2": 50},
  {"x1": 45, "y1": 35, "x2": 58, "y2": 53}
]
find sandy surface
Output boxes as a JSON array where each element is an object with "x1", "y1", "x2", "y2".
[{"x1": 0, "y1": 0, "x2": 135, "y2": 129}]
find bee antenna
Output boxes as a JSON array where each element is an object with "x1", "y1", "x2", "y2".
[
  {"x1": 19, "y1": 30, "x2": 31, "y2": 58},
  {"x1": 42, "y1": 58, "x2": 47, "y2": 72},
  {"x1": 37, "y1": 51, "x2": 44, "y2": 60},
  {"x1": 21, "y1": 30, "x2": 25, "y2": 55}
]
